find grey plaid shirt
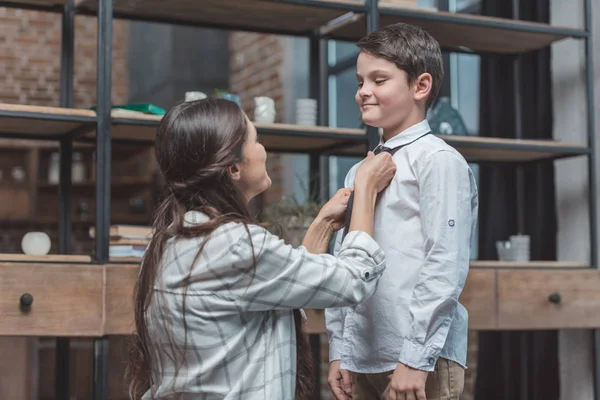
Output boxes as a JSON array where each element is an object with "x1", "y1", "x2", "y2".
[{"x1": 142, "y1": 210, "x2": 386, "y2": 400}]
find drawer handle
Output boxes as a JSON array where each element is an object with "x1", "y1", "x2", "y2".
[
  {"x1": 19, "y1": 293, "x2": 34, "y2": 311},
  {"x1": 548, "y1": 292, "x2": 561, "y2": 304}
]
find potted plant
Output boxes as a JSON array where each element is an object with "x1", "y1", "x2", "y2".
[{"x1": 261, "y1": 195, "x2": 323, "y2": 247}]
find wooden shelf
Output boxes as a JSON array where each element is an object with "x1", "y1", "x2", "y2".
[
  {"x1": 470, "y1": 260, "x2": 589, "y2": 269},
  {"x1": 85, "y1": 116, "x2": 370, "y2": 156},
  {"x1": 84, "y1": 115, "x2": 589, "y2": 161},
  {"x1": 327, "y1": 4, "x2": 586, "y2": 54},
  {"x1": 0, "y1": 254, "x2": 92, "y2": 263},
  {"x1": 439, "y1": 135, "x2": 589, "y2": 163},
  {"x1": 255, "y1": 122, "x2": 367, "y2": 155},
  {"x1": 1, "y1": 0, "x2": 69, "y2": 8},
  {"x1": 76, "y1": 0, "x2": 365, "y2": 36},
  {"x1": 0, "y1": 104, "x2": 96, "y2": 140},
  {"x1": 37, "y1": 176, "x2": 152, "y2": 189}
]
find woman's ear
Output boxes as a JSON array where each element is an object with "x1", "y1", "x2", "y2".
[{"x1": 228, "y1": 163, "x2": 242, "y2": 181}]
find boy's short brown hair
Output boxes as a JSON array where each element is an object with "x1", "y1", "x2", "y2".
[{"x1": 356, "y1": 22, "x2": 444, "y2": 110}]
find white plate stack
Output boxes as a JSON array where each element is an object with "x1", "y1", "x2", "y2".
[{"x1": 296, "y1": 98, "x2": 318, "y2": 126}]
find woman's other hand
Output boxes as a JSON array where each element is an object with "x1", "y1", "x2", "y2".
[{"x1": 317, "y1": 188, "x2": 353, "y2": 231}]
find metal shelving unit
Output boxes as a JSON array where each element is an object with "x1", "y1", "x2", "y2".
[{"x1": 0, "y1": 0, "x2": 597, "y2": 399}]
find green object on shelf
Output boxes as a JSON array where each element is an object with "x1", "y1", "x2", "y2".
[{"x1": 90, "y1": 103, "x2": 166, "y2": 115}]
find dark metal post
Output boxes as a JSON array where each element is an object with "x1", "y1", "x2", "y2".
[
  {"x1": 93, "y1": 336, "x2": 110, "y2": 400},
  {"x1": 582, "y1": 0, "x2": 600, "y2": 398},
  {"x1": 58, "y1": 0, "x2": 74, "y2": 260},
  {"x1": 513, "y1": 53, "x2": 526, "y2": 235},
  {"x1": 56, "y1": 1, "x2": 75, "y2": 399},
  {"x1": 95, "y1": 0, "x2": 112, "y2": 264},
  {"x1": 511, "y1": 1, "x2": 527, "y2": 398},
  {"x1": 512, "y1": 0, "x2": 525, "y2": 235},
  {"x1": 307, "y1": 32, "x2": 330, "y2": 400},
  {"x1": 365, "y1": 0, "x2": 380, "y2": 151},
  {"x1": 584, "y1": 0, "x2": 597, "y2": 272},
  {"x1": 94, "y1": 0, "x2": 113, "y2": 398},
  {"x1": 309, "y1": 34, "x2": 329, "y2": 203},
  {"x1": 318, "y1": 37, "x2": 330, "y2": 201}
]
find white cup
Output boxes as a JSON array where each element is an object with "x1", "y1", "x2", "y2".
[{"x1": 254, "y1": 96, "x2": 276, "y2": 123}]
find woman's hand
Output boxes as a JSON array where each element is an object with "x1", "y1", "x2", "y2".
[
  {"x1": 302, "y1": 188, "x2": 352, "y2": 253},
  {"x1": 317, "y1": 188, "x2": 353, "y2": 231},
  {"x1": 354, "y1": 151, "x2": 397, "y2": 194}
]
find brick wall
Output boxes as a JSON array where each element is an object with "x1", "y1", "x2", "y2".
[
  {"x1": 0, "y1": 7, "x2": 128, "y2": 108},
  {"x1": 229, "y1": 32, "x2": 284, "y2": 207}
]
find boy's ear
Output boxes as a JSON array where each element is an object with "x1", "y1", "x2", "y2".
[
  {"x1": 413, "y1": 72, "x2": 433, "y2": 103},
  {"x1": 228, "y1": 163, "x2": 242, "y2": 181}
]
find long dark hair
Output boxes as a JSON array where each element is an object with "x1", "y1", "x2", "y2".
[{"x1": 126, "y1": 98, "x2": 313, "y2": 399}]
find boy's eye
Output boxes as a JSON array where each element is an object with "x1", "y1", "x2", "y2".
[
  {"x1": 357, "y1": 82, "x2": 363, "y2": 88},
  {"x1": 375, "y1": 79, "x2": 386, "y2": 85}
]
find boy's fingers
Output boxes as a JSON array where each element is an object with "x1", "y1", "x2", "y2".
[{"x1": 341, "y1": 370, "x2": 353, "y2": 397}]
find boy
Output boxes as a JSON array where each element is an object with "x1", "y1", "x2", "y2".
[{"x1": 325, "y1": 22, "x2": 479, "y2": 400}]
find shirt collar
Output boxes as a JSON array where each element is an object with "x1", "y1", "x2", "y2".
[
  {"x1": 183, "y1": 210, "x2": 210, "y2": 226},
  {"x1": 378, "y1": 119, "x2": 431, "y2": 149}
]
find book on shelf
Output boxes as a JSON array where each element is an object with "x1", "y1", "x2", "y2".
[
  {"x1": 89, "y1": 224, "x2": 153, "y2": 240},
  {"x1": 109, "y1": 244, "x2": 147, "y2": 258},
  {"x1": 109, "y1": 237, "x2": 150, "y2": 246}
]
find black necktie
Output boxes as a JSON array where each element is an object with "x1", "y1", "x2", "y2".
[{"x1": 341, "y1": 132, "x2": 431, "y2": 241}]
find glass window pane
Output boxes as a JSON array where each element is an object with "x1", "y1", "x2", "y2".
[
  {"x1": 329, "y1": 41, "x2": 359, "y2": 67},
  {"x1": 329, "y1": 67, "x2": 360, "y2": 129}
]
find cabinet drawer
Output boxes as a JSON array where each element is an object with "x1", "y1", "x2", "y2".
[
  {"x1": 460, "y1": 269, "x2": 496, "y2": 330},
  {"x1": 497, "y1": 269, "x2": 600, "y2": 329},
  {"x1": 0, "y1": 263, "x2": 103, "y2": 336}
]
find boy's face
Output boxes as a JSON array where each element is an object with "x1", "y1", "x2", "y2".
[{"x1": 355, "y1": 51, "x2": 428, "y2": 135}]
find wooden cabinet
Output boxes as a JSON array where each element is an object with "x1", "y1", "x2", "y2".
[{"x1": 1, "y1": 263, "x2": 599, "y2": 336}]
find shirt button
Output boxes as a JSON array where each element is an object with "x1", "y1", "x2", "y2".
[
  {"x1": 448, "y1": 219, "x2": 455, "y2": 227},
  {"x1": 364, "y1": 271, "x2": 370, "y2": 279},
  {"x1": 428, "y1": 357, "x2": 435, "y2": 365}
]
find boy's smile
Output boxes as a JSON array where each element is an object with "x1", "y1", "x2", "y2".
[{"x1": 355, "y1": 51, "x2": 433, "y2": 141}]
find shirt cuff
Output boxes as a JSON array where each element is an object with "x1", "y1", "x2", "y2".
[
  {"x1": 398, "y1": 338, "x2": 441, "y2": 372},
  {"x1": 339, "y1": 231, "x2": 386, "y2": 280},
  {"x1": 329, "y1": 339, "x2": 343, "y2": 362}
]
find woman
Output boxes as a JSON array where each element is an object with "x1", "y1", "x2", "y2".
[{"x1": 127, "y1": 98, "x2": 396, "y2": 400}]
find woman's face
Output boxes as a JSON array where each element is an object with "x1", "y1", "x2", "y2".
[{"x1": 231, "y1": 117, "x2": 271, "y2": 201}]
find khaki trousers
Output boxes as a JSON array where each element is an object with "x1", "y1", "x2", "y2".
[{"x1": 351, "y1": 358, "x2": 465, "y2": 400}]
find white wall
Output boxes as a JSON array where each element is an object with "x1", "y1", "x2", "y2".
[{"x1": 552, "y1": 0, "x2": 600, "y2": 398}]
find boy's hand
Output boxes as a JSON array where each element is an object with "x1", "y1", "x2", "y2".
[
  {"x1": 328, "y1": 360, "x2": 353, "y2": 399},
  {"x1": 386, "y1": 363, "x2": 428, "y2": 400}
]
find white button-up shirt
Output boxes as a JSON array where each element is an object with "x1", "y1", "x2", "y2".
[
  {"x1": 326, "y1": 119, "x2": 479, "y2": 373},
  {"x1": 143, "y1": 211, "x2": 387, "y2": 399}
]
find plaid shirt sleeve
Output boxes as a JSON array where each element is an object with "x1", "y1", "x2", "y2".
[
  {"x1": 325, "y1": 228, "x2": 348, "y2": 361},
  {"x1": 227, "y1": 224, "x2": 386, "y2": 312}
]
